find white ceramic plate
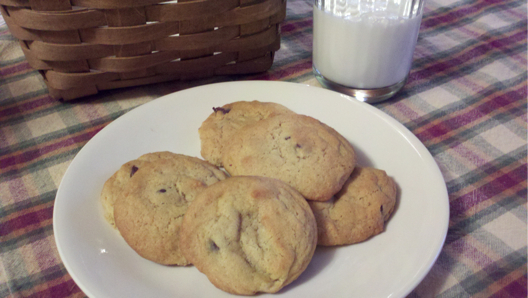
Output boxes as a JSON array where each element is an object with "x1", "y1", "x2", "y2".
[{"x1": 53, "y1": 81, "x2": 449, "y2": 298}]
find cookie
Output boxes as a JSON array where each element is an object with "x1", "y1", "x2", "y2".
[
  {"x1": 222, "y1": 113, "x2": 356, "y2": 201},
  {"x1": 113, "y1": 154, "x2": 228, "y2": 265},
  {"x1": 100, "y1": 151, "x2": 184, "y2": 228},
  {"x1": 198, "y1": 101, "x2": 294, "y2": 166},
  {"x1": 180, "y1": 176, "x2": 317, "y2": 295},
  {"x1": 309, "y1": 167, "x2": 397, "y2": 246}
]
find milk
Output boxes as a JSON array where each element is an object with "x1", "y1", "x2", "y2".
[{"x1": 313, "y1": 6, "x2": 422, "y2": 89}]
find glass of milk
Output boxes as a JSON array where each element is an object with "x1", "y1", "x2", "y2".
[{"x1": 313, "y1": 0, "x2": 424, "y2": 103}]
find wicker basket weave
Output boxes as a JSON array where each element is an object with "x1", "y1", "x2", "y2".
[{"x1": 0, "y1": 0, "x2": 286, "y2": 100}]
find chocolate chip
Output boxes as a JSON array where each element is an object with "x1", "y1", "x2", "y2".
[
  {"x1": 209, "y1": 240, "x2": 220, "y2": 252},
  {"x1": 158, "y1": 189, "x2": 166, "y2": 193},
  {"x1": 130, "y1": 165, "x2": 139, "y2": 177},
  {"x1": 213, "y1": 107, "x2": 231, "y2": 114}
]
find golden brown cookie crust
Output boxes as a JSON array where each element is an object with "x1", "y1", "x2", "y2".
[
  {"x1": 198, "y1": 101, "x2": 294, "y2": 167},
  {"x1": 222, "y1": 113, "x2": 356, "y2": 201},
  {"x1": 180, "y1": 176, "x2": 317, "y2": 295},
  {"x1": 309, "y1": 167, "x2": 397, "y2": 246},
  {"x1": 113, "y1": 154, "x2": 228, "y2": 265}
]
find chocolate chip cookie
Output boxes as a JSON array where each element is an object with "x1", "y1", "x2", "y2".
[
  {"x1": 100, "y1": 151, "x2": 185, "y2": 228},
  {"x1": 180, "y1": 176, "x2": 317, "y2": 295},
  {"x1": 222, "y1": 113, "x2": 356, "y2": 201},
  {"x1": 113, "y1": 153, "x2": 228, "y2": 265},
  {"x1": 309, "y1": 167, "x2": 397, "y2": 246},
  {"x1": 198, "y1": 101, "x2": 294, "y2": 167}
]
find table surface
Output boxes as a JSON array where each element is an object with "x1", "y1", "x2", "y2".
[{"x1": 0, "y1": 0, "x2": 526, "y2": 297}]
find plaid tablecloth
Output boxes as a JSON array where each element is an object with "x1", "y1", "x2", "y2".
[{"x1": 0, "y1": 0, "x2": 526, "y2": 297}]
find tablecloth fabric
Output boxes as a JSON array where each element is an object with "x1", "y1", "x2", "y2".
[{"x1": 0, "y1": 0, "x2": 526, "y2": 297}]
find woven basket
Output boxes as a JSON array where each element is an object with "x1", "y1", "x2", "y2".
[{"x1": 0, "y1": 0, "x2": 286, "y2": 100}]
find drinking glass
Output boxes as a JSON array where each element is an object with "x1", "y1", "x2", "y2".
[{"x1": 313, "y1": 0, "x2": 424, "y2": 103}]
